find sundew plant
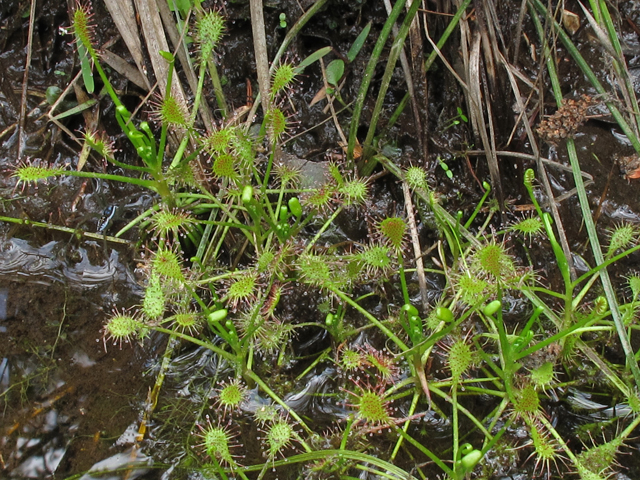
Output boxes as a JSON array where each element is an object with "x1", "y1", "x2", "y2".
[{"x1": 6, "y1": 1, "x2": 640, "y2": 479}]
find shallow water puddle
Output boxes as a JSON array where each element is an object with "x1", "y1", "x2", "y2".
[{"x1": 0, "y1": 238, "x2": 153, "y2": 478}]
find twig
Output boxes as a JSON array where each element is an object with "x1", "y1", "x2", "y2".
[
  {"x1": 512, "y1": 0, "x2": 528, "y2": 64},
  {"x1": 348, "y1": 0, "x2": 408, "y2": 167},
  {"x1": 360, "y1": 0, "x2": 422, "y2": 175},
  {"x1": 382, "y1": 0, "x2": 424, "y2": 158},
  {"x1": 249, "y1": 0, "x2": 271, "y2": 116},
  {"x1": 133, "y1": 0, "x2": 186, "y2": 104},
  {"x1": 318, "y1": 59, "x2": 349, "y2": 148},
  {"x1": 104, "y1": 0, "x2": 151, "y2": 90},
  {"x1": 17, "y1": 0, "x2": 37, "y2": 159},
  {"x1": 465, "y1": 149, "x2": 593, "y2": 181},
  {"x1": 467, "y1": 33, "x2": 503, "y2": 211},
  {"x1": 282, "y1": 103, "x2": 353, "y2": 146},
  {"x1": 245, "y1": 0, "x2": 330, "y2": 129},
  {"x1": 403, "y1": 182, "x2": 428, "y2": 312}
]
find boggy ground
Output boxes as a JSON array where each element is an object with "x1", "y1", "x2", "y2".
[{"x1": 2, "y1": 0, "x2": 640, "y2": 478}]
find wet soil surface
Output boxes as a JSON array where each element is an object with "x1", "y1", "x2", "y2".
[{"x1": 3, "y1": 0, "x2": 640, "y2": 478}]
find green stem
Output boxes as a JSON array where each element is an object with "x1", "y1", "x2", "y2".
[
  {"x1": 567, "y1": 139, "x2": 640, "y2": 385},
  {"x1": 151, "y1": 327, "x2": 237, "y2": 362},
  {"x1": 0, "y1": 215, "x2": 130, "y2": 244},
  {"x1": 424, "y1": 0, "x2": 472, "y2": 73},
  {"x1": 244, "y1": 369, "x2": 313, "y2": 439},
  {"x1": 330, "y1": 287, "x2": 409, "y2": 351},
  {"x1": 451, "y1": 386, "x2": 459, "y2": 472},
  {"x1": 303, "y1": 206, "x2": 343, "y2": 254},
  {"x1": 530, "y1": 0, "x2": 640, "y2": 386},
  {"x1": 397, "y1": 252, "x2": 410, "y2": 306},
  {"x1": 239, "y1": 449, "x2": 419, "y2": 479},
  {"x1": 206, "y1": 56, "x2": 228, "y2": 117},
  {"x1": 392, "y1": 425, "x2": 453, "y2": 476},
  {"x1": 359, "y1": 0, "x2": 421, "y2": 175},
  {"x1": 390, "y1": 391, "x2": 419, "y2": 460},
  {"x1": 347, "y1": 0, "x2": 407, "y2": 167},
  {"x1": 48, "y1": 170, "x2": 157, "y2": 190}
]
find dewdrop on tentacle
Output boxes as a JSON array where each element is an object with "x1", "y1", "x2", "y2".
[
  {"x1": 471, "y1": 240, "x2": 516, "y2": 281},
  {"x1": 270, "y1": 62, "x2": 297, "y2": 100},
  {"x1": 265, "y1": 107, "x2": 289, "y2": 140},
  {"x1": 265, "y1": 418, "x2": 296, "y2": 458},
  {"x1": 12, "y1": 159, "x2": 63, "y2": 192},
  {"x1": 404, "y1": 165, "x2": 429, "y2": 191},
  {"x1": 445, "y1": 338, "x2": 474, "y2": 385},
  {"x1": 272, "y1": 161, "x2": 301, "y2": 189},
  {"x1": 361, "y1": 344, "x2": 399, "y2": 383},
  {"x1": 508, "y1": 214, "x2": 544, "y2": 242},
  {"x1": 83, "y1": 130, "x2": 115, "y2": 162},
  {"x1": 339, "y1": 348, "x2": 365, "y2": 373},
  {"x1": 302, "y1": 185, "x2": 337, "y2": 215},
  {"x1": 339, "y1": 176, "x2": 369, "y2": 207},
  {"x1": 213, "y1": 378, "x2": 248, "y2": 414},
  {"x1": 148, "y1": 207, "x2": 196, "y2": 241},
  {"x1": 626, "y1": 274, "x2": 640, "y2": 300},
  {"x1": 605, "y1": 223, "x2": 638, "y2": 258},
  {"x1": 196, "y1": 415, "x2": 242, "y2": 469},
  {"x1": 455, "y1": 272, "x2": 491, "y2": 306},
  {"x1": 171, "y1": 308, "x2": 202, "y2": 335},
  {"x1": 211, "y1": 153, "x2": 240, "y2": 182},
  {"x1": 341, "y1": 375, "x2": 395, "y2": 432},
  {"x1": 201, "y1": 124, "x2": 236, "y2": 155},
  {"x1": 522, "y1": 419, "x2": 567, "y2": 479},
  {"x1": 253, "y1": 403, "x2": 279, "y2": 425},
  {"x1": 512, "y1": 383, "x2": 542, "y2": 421},
  {"x1": 195, "y1": 10, "x2": 225, "y2": 60},
  {"x1": 152, "y1": 246, "x2": 185, "y2": 282},
  {"x1": 257, "y1": 413, "x2": 303, "y2": 464},
  {"x1": 296, "y1": 253, "x2": 336, "y2": 290},
  {"x1": 354, "y1": 243, "x2": 394, "y2": 279},
  {"x1": 149, "y1": 92, "x2": 189, "y2": 130},
  {"x1": 102, "y1": 308, "x2": 144, "y2": 350},
  {"x1": 378, "y1": 217, "x2": 407, "y2": 251},
  {"x1": 222, "y1": 272, "x2": 259, "y2": 311},
  {"x1": 575, "y1": 435, "x2": 624, "y2": 479},
  {"x1": 71, "y1": 1, "x2": 97, "y2": 56},
  {"x1": 142, "y1": 274, "x2": 165, "y2": 319}
]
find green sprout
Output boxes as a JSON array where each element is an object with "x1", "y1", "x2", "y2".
[{"x1": 438, "y1": 158, "x2": 454, "y2": 179}]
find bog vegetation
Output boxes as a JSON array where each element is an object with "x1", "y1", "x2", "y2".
[{"x1": 5, "y1": 0, "x2": 640, "y2": 479}]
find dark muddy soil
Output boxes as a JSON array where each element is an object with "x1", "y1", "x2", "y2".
[{"x1": 3, "y1": 0, "x2": 640, "y2": 478}]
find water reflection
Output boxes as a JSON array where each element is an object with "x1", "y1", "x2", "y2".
[
  {"x1": 0, "y1": 287, "x2": 8, "y2": 321},
  {"x1": 0, "y1": 236, "x2": 149, "y2": 479},
  {"x1": 0, "y1": 238, "x2": 139, "y2": 290}
]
